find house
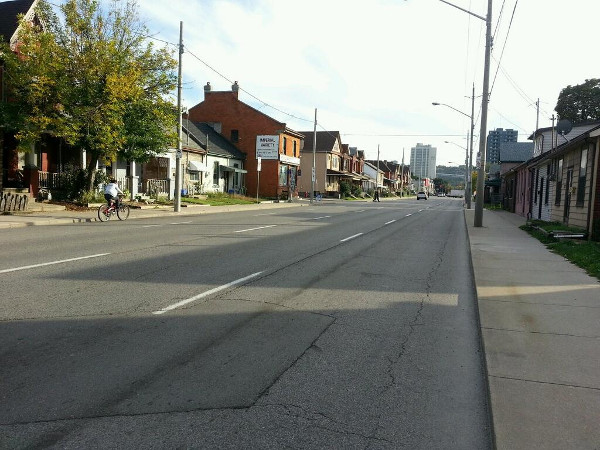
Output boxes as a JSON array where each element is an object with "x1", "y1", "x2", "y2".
[
  {"x1": 187, "y1": 82, "x2": 303, "y2": 199},
  {"x1": 0, "y1": 0, "x2": 41, "y2": 194},
  {"x1": 504, "y1": 120, "x2": 600, "y2": 240},
  {"x1": 499, "y1": 142, "x2": 533, "y2": 213},
  {"x1": 297, "y1": 130, "x2": 344, "y2": 197},
  {"x1": 362, "y1": 161, "x2": 383, "y2": 195},
  {"x1": 528, "y1": 122, "x2": 600, "y2": 222},
  {"x1": 546, "y1": 123, "x2": 600, "y2": 238}
]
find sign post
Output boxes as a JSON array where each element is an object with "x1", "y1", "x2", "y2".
[{"x1": 256, "y1": 157, "x2": 261, "y2": 203}]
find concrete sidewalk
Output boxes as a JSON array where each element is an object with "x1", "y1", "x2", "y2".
[
  {"x1": 0, "y1": 201, "x2": 308, "y2": 229},
  {"x1": 466, "y1": 208, "x2": 600, "y2": 450}
]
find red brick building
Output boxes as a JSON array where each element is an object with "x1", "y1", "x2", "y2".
[{"x1": 187, "y1": 82, "x2": 303, "y2": 199}]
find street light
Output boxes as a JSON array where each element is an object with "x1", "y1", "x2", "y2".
[
  {"x1": 438, "y1": 0, "x2": 492, "y2": 227},
  {"x1": 432, "y1": 89, "x2": 475, "y2": 209}
]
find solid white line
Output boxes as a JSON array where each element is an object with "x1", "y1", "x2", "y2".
[
  {"x1": 254, "y1": 213, "x2": 277, "y2": 216},
  {"x1": 356, "y1": 210, "x2": 365, "y2": 213},
  {"x1": 0, "y1": 253, "x2": 110, "y2": 274},
  {"x1": 171, "y1": 221, "x2": 192, "y2": 225},
  {"x1": 235, "y1": 225, "x2": 277, "y2": 233},
  {"x1": 142, "y1": 225, "x2": 161, "y2": 228},
  {"x1": 340, "y1": 233, "x2": 363, "y2": 242},
  {"x1": 152, "y1": 272, "x2": 263, "y2": 315},
  {"x1": 311, "y1": 216, "x2": 331, "y2": 220},
  {"x1": 385, "y1": 220, "x2": 397, "y2": 225}
]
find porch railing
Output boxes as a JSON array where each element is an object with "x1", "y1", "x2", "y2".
[
  {"x1": 144, "y1": 179, "x2": 169, "y2": 196},
  {"x1": 38, "y1": 171, "x2": 61, "y2": 190}
]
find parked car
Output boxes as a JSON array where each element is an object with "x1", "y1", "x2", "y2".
[{"x1": 416, "y1": 191, "x2": 428, "y2": 200}]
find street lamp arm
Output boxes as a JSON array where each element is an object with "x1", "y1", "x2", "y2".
[
  {"x1": 438, "y1": 0, "x2": 486, "y2": 21},
  {"x1": 432, "y1": 102, "x2": 471, "y2": 120}
]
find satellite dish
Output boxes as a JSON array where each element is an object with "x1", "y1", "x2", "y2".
[{"x1": 556, "y1": 119, "x2": 573, "y2": 136}]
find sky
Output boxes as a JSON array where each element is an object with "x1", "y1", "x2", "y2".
[{"x1": 68, "y1": 0, "x2": 600, "y2": 166}]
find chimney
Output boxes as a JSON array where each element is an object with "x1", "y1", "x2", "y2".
[
  {"x1": 204, "y1": 82, "x2": 211, "y2": 99},
  {"x1": 232, "y1": 81, "x2": 239, "y2": 99}
]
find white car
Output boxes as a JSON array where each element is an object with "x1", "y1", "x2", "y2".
[{"x1": 416, "y1": 191, "x2": 428, "y2": 200}]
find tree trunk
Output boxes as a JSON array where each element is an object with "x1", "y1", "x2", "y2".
[{"x1": 85, "y1": 153, "x2": 99, "y2": 193}]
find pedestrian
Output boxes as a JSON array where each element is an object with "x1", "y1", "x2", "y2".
[{"x1": 373, "y1": 190, "x2": 380, "y2": 202}]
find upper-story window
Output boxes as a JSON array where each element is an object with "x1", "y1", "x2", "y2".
[
  {"x1": 230, "y1": 130, "x2": 239, "y2": 143},
  {"x1": 293, "y1": 140, "x2": 297, "y2": 157},
  {"x1": 283, "y1": 137, "x2": 287, "y2": 154}
]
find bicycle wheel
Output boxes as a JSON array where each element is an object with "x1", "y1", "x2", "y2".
[
  {"x1": 117, "y1": 204, "x2": 130, "y2": 220},
  {"x1": 98, "y1": 204, "x2": 111, "y2": 222}
]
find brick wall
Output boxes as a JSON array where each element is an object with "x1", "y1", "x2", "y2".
[{"x1": 187, "y1": 88, "x2": 302, "y2": 198}]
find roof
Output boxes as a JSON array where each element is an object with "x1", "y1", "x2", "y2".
[
  {"x1": 299, "y1": 130, "x2": 341, "y2": 153},
  {"x1": 499, "y1": 142, "x2": 534, "y2": 163},
  {"x1": 0, "y1": 0, "x2": 35, "y2": 43},
  {"x1": 182, "y1": 121, "x2": 246, "y2": 160}
]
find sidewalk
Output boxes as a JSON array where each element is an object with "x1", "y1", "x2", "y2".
[
  {"x1": 466, "y1": 208, "x2": 600, "y2": 450},
  {"x1": 0, "y1": 201, "x2": 308, "y2": 229}
]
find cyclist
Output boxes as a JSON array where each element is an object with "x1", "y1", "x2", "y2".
[{"x1": 104, "y1": 178, "x2": 124, "y2": 209}]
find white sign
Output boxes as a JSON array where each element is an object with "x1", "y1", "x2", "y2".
[
  {"x1": 256, "y1": 135, "x2": 279, "y2": 159},
  {"x1": 279, "y1": 154, "x2": 300, "y2": 166},
  {"x1": 257, "y1": 157, "x2": 261, "y2": 172}
]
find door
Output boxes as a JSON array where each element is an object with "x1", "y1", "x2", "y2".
[
  {"x1": 538, "y1": 178, "x2": 544, "y2": 219},
  {"x1": 563, "y1": 168, "x2": 573, "y2": 223}
]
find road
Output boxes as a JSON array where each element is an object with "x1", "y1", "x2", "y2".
[{"x1": 0, "y1": 197, "x2": 492, "y2": 449}]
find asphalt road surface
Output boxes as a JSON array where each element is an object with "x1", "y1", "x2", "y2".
[{"x1": 0, "y1": 197, "x2": 492, "y2": 449}]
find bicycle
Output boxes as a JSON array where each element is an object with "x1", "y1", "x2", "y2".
[{"x1": 97, "y1": 196, "x2": 130, "y2": 222}]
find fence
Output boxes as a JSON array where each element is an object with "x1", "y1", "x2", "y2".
[{"x1": 144, "y1": 179, "x2": 169, "y2": 197}]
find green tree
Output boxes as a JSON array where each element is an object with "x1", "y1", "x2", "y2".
[
  {"x1": 0, "y1": 0, "x2": 178, "y2": 191},
  {"x1": 555, "y1": 78, "x2": 600, "y2": 123}
]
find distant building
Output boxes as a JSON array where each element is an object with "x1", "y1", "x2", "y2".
[
  {"x1": 410, "y1": 143, "x2": 436, "y2": 181},
  {"x1": 486, "y1": 128, "x2": 518, "y2": 164}
]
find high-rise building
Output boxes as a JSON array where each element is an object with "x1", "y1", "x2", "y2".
[
  {"x1": 410, "y1": 143, "x2": 437, "y2": 181},
  {"x1": 486, "y1": 128, "x2": 518, "y2": 164}
]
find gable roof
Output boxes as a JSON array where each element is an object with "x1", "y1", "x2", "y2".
[
  {"x1": 182, "y1": 121, "x2": 246, "y2": 160},
  {"x1": 0, "y1": 0, "x2": 36, "y2": 44},
  {"x1": 499, "y1": 142, "x2": 534, "y2": 163},
  {"x1": 299, "y1": 130, "x2": 341, "y2": 153}
]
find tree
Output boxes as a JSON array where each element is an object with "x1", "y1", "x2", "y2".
[
  {"x1": 555, "y1": 78, "x2": 600, "y2": 123},
  {"x1": 0, "y1": 0, "x2": 178, "y2": 191}
]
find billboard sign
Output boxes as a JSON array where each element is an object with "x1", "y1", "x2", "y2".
[{"x1": 256, "y1": 135, "x2": 279, "y2": 159}]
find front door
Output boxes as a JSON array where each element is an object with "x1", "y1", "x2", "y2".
[
  {"x1": 538, "y1": 177, "x2": 544, "y2": 219},
  {"x1": 563, "y1": 168, "x2": 573, "y2": 223}
]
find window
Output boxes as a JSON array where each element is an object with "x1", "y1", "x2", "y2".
[
  {"x1": 555, "y1": 158, "x2": 563, "y2": 206},
  {"x1": 283, "y1": 137, "x2": 287, "y2": 154},
  {"x1": 293, "y1": 140, "x2": 297, "y2": 157},
  {"x1": 213, "y1": 161, "x2": 220, "y2": 185},
  {"x1": 534, "y1": 169, "x2": 539, "y2": 204},
  {"x1": 279, "y1": 164, "x2": 288, "y2": 186},
  {"x1": 189, "y1": 171, "x2": 199, "y2": 181},
  {"x1": 576, "y1": 146, "x2": 589, "y2": 206},
  {"x1": 230, "y1": 130, "x2": 239, "y2": 143}
]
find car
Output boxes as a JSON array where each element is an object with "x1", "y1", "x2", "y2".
[{"x1": 416, "y1": 191, "x2": 428, "y2": 200}]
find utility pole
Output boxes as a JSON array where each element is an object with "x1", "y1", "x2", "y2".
[
  {"x1": 473, "y1": 0, "x2": 492, "y2": 227},
  {"x1": 376, "y1": 144, "x2": 380, "y2": 197},
  {"x1": 467, "y1": 82, "x2": 475, "y2": 209},
  {"x1": 174, "y1": 21, "x2": 183, "y2": 212},
  {"x1": 311, "y1": 108, "x2": 317, "y2": 204}
]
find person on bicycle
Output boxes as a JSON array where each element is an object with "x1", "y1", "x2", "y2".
[{"x1": 104, "y1": 178, "x2": 124, "y2": 208}]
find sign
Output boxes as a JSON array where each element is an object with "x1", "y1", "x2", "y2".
[
  {"x1": 256, "y1": 135, "x2": 279, "y2": 160},
  {"x1": 279, "y1": 154, "x2": 300, "y2": 166},
  {"x1": 257, "y1": 157, "x2": 261, "y2": 172},
  {"x1": 176, "y1": 149, "x2": 182, "y2": 159}
]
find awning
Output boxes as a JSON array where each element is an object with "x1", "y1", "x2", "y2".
[
  {"x1": 188, "y1": 161, "x2": 206, "y2": 172},
  {"x1": 220, "y1": 164, "x2": 247, "y2": 173}
]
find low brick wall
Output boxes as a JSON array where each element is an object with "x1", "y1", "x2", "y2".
[{"x1": 0, "y1": 191, "x2": 29, "y2": 212}]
